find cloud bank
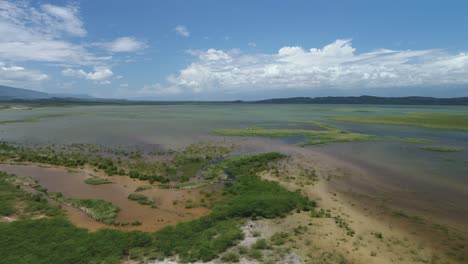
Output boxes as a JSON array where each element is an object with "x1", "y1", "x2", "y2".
[{"x1": 143, "y1": 39, "x2": 468, "y2": 96}]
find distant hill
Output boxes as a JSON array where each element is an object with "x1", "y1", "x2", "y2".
[
  {"x1": 0, "y1": 85, "x2": 50, "y2": 100},
  {"x1": 0, "y1": 85, "x2": 95, "y2": 100},
  {"x1": 1, "y1": 86, "x2": 467, "y2": 105},
  {"x1": 255, "y1": 96, "x2": 468, "y2": 105}
]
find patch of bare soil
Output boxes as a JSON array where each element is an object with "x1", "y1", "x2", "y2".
[{"x1": 255, "y1": 150, "x2": 467, "y2": 264}]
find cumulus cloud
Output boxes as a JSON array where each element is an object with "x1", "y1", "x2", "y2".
[
  {"x1": 62, "y1": 67, "x2": 113, "y2": 81},
  {"x1": 0, "y1": 0, "x2": 108, "y2": 65},
  {"x1": 97, "y1": 37, "x2": 146, "y2": 52},
  {"x1": 155, "y1": 39, "x2": 468, "y2": 95},
  {"x1": 174, "y1": 25, "x2": 190, "y2": 37},
  {"x1": 0, "y1": 62, "x2": 48, "y2": 83}
]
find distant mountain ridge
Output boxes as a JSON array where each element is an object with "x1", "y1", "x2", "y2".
[
  {"x1": 1, "y1": 85, "x2": 468, "y2": 105},
  {"x1": 255, "y1": 96, "x2": 468, "y2": 105},
  {"x1": 0, "y1": 85, "x2": 93, "y2": 100},
  {"x1": 0, "y1": 85, "x2": 50, "y2": 100}
]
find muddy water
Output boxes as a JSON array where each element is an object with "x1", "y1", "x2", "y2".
[{"x1": 0, "y1": 163, "x2": 209, "y2": 231}]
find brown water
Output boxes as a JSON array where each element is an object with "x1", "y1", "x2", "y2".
[{"x1": 0, "y1": 163, "x2": 209, "y2": 231}]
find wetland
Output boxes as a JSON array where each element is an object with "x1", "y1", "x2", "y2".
[{"x1": 0, "y1": 103, "x2": 467, "y2": 263}]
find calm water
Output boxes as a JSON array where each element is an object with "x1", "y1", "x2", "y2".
[{"x1": 1, "y1": 104, "x2": 468, "y2": 184}]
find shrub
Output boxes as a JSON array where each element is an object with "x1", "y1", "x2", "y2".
[
  {"x1": 84, "y1": 177, "x2": 112, "y2": 185},
  {"x1": 252, "y1": 239, "x2": 270, "y2": 250},
  {"x1": 128, "y1": 193, "x2": 154, "y2": 206},
  {"x1": 270, "y1": 232, "x2": 289, "y2": 246},
  {"x1": 221, "y1": 252, "x2": 240, "y2": 263},
  {"x1": 247, "y1": 248, "x2": 263, "y2": 261}
]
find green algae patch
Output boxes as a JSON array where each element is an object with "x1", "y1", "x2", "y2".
[
  {"x1": 333, "y1": 113, "x2": 468, "y2": 131},
  {"x1": 213, "y1": 121, "x2": 375, "y2": 145},
  {"x1": 421, "y1": 146, "x2": 463, "y2": 152}
]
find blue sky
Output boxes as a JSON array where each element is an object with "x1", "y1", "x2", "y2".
[{"x1": 0, "y1": 0, "x2": 468, "y2": 99}]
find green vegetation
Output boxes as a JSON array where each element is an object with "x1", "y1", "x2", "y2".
[
  {"x1": 0, "y1": 142, "x2": 232, "y2": 184},
  {"x1": 0, "y1": 218, "x2": 153, "y2": 264},
  {"x1": 128, "y1": 193, "x2": 154, "y2": 206},
  {"x1": 221, "y1": 252, "x2": 240, "y2": 262},
  {"x1": 252, "y1": 239, "x2": 270, "y2": 250},
  {"x1": 213, "y1": 121, "x2": 375, "y2": 145},
  {"x1": 0, "y1": 172, "x2": 62, "y2": 218},
  {"x1": 135, "y1": 185, "x2": 152, "y2": 192},
  {"x1": 0, "y1": 152, "x2": 314, "y2": 263},
  {"x1": 84, "y1": 176, "x2": 112, "y2": 185},
  {"x1": 421, "y1": 146, "x2": 463, "y2": 152},
  {"x1": 392, "y1": 210, "x2": 425, "y2": 224},
  {"x1": 333, "y1": 113, "x2": 468, "y2": 131},
  {"x1": 399, "y1": 138, "x2": 434, "y2": 144},
  {"x1": 0, "y1": 113, "x2": 90, "y2": 126},
  {"x1": 270, "y1": 232, "x2": 289, "y2": 246},
  {"x1": 67, "y1": 199, "x2": 120, "y2": 224}
]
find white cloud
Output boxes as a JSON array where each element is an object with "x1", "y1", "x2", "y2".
[
  {"x1": 0, "y1": 62, "x2": 48, "y2": 83},
  {"x1": 248, "y1": 42, "x2": 256, "y2": 48},
  {"x1": 0, "y1": 1, "x2": 108, "y2": 65},
  {"x1": 138, "y1": 83, "x2": 182, "y2": 95},
  {"x1": 157, "y1": 39, "x2": 468, "y2": 95},
  {"x1": 98, "y1": 37, "x2": 146, "y2": 52},
  {"x1": 62, "y1": 67, "x2": 113, "y2": 81},
  {"x1": 41, "y1": 4, "x2": 87, "y2": 37},
  {"x1": 174, "y1": 25, "x2": 190, "y2": 37}
]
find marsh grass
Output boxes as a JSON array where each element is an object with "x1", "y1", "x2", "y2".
[
  {"x1": 333, "y1": 113, "x2": 468, "y2": 131},
  {"x1": 421, "y1": 146, "x2": 463, "y2": 152},
  {"x1": 67, "y1": 199, "x2": 120, "y2": 224},
  {"x1": 84, "y1": 176, "x2": 112, "y2": 185},
  {"x1": 128, "y1": 193, "x2": 154, "y2": 206},
  {"x1": 0, "y1": 172, "x2": 62, "y2": 218},
  {"x1": 0, "y1": 152, "x2": 314, "y2": 263},
  {"x1": 213, "y1": 121, "x2": 375, "y2": 145},
  {"x1": 398, "y1": 138, "x2": 434, "y2": 144}
]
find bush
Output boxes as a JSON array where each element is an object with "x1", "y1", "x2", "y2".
[
  {"x1": 247, "y1": 248, "x2": 263, "y2": 261},
  {"x1": 67, "y1": 199, "x2": 120, "y2": 224},
  {"x1": 221, "y1": 252, "x2": 240, "y2": 263},
  {"x1": 84, "y1": 177, "x2": 112, "y2": 185},
  {"x1": 270, "y1": 232, "x2": 289, "y2": 246},
  {"x1": 128, "y1": 193, "x2": 154, "y2": 206},
  {"x1": 252, "y1": 238, "x2": 270, "y2": 250}
]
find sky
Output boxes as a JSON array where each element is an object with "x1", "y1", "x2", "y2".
[{"x1": 0, "y1": 0, "x2": 468, "y2": 100}]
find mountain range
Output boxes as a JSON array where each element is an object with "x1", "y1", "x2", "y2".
[{"x1": 1, "y1": 85, "x2": 467, "y2": 105}]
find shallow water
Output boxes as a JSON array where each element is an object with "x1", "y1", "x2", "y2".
[
  {"x1": 2, "y1": 104, "x2": 466, "y2": 182},
  {"x1": 0, "y1": 163, "x2": 209, "y2": 231}
]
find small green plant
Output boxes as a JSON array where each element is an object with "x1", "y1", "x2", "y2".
[
  {"x1": 247, "y1": 248, "x2": 263, "y2": 261},
  {"x1": 252, "y1": 239, "x2": 270, "y2": 250},
  {"x1": 135, "y1": 185, "x2": 152, "y2": 192},
  {"x1": 84, "y1": 176, "x2": 112, "y2": 185},
  {"x1": 270, "y1": 232, "x2": 289, "y2": 246},
  {"x1": 127, "y1": 193, "x2": 154, "y2": 206},
  {"x1": 237, "y1": 246, "x2": 248, "y2": 255},
  {"x1": 221, "y1": 252, "x2": 240, "y2": 263}
]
